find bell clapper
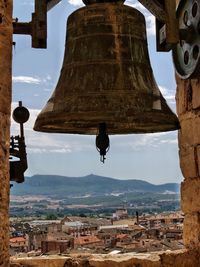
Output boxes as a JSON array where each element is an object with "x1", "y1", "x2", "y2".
[{"x1": 96, "y1": 123, "x2": 110, "y2": 163}]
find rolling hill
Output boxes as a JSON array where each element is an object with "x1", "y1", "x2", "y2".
[{"x1": 11, "y1": 174, "x2": 180, "y2": 198}]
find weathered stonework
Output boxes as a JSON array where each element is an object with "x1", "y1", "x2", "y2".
[
  {"x1": 196, "y1": 145, "x2": 200, "y2": 175},
  {"x1": 181, "y1": 178, "x2": 200, "y2": 213},
  {"x1": 176, "y1": 74, "x2": 200, "y2": 249},
  {"x1": 178, "y1": 113, "x2": 200, "y2": 147},
  {"x1": 175, "y1": 78, "x2": 188, "y2": 116},
  {"x1": 10, "y1": 250, "x2": 200, "y2": 267},
  {"x1": 179, "y1": 145, "x2": 198, "y2": 179},
  {"x1": 183, "y1": 213, "x2": 200, "y2": 248},
  {"x1": 192, "y1": 79, "x2": 200, "y2": 110},
  {"x1": 0, "y1": 0, "x2": 12, "y2": 266}
]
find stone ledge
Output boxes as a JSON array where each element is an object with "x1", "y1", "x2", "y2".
[{"x1": 10, "y1": 250, "x2": 200, "y2": 267}]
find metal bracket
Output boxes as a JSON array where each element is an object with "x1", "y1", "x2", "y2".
[
  {"x1": 10, "y1": 101, "x2": 30, "y2": 184},
  {"x1": 138, "y1": 0, "x2": 179, "y2": 52},
  {"x1": 13, "y1": 0, "x2": 179, "y2": 51},
  {"x1": 138, "y1": 0, "x2": 200, "y2": 79},
  {"x1": 13, "y1": 0, "x2": 62, "y2": 48}
]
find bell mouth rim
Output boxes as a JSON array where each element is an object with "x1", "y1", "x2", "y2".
[
  {"x1": 34, "y1": 111, "x2": 180, "y2": 135},
  {"x1": 34, "y1": 124, "x2": 180, "y2": 135}
]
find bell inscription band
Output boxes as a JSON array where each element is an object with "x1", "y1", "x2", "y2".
[{"x1": 34, "y1": 0, "x2": 179, "y2": 161}]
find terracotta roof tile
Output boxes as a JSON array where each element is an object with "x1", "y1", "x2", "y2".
[
  {"x1": 74, "y1": 235, "x2": 101, "y2": 245},
  {"x1": 10, "y1": 237, "x2": 26, "y2": 243}
]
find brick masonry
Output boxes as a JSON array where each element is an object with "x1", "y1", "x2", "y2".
[{"x1": 0, "y1": 0, "x2": 12, "y2": 266}]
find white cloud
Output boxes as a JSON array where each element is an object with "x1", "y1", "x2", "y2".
[
  {"x1": 132, "y1": 132, "x2": 176, "y2": 149},
  {"x1": 145, "y1": 14, "x2": 155, "y2": 36},
  {"x1": 10, "y1": 103, "x2": 93, "y2": 155},
  {"x1": 160, "y1": 139, "x2": 178, "y2": 145},
  {"x1": 51, "y1": 148, "x2": 72, "y2": 153},
  {"x1": 27, "y1": 147, "x2": 72, "y2": 154},
  {"x1": 111, "y1": 131, "x2": 178, "y2": 152},
  {"x1": 12, "y1": 76, "x2": 41, "y2": 84},
  {"x1": 159, "y1": 85, "x2": 176, "y2": 104},
  {"x1": 42, "y1": 75, "x2": 52, "y2": 83},
  {"x1": 68, "y1": 0, "x2": 83, "y2": 6},
  {"x1": 19, "y1": 0, "x2": 34, "y2": 6},
  {"x1": 12, "y1": 74, "x2": 53, "y2": 86},
  {"x1": 27, "y1": 148, "x2": 48, "y2": 154}
]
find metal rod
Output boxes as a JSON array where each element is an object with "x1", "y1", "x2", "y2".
[{"x1": 18, "y1": 101, "x2": 24, "y2": 138}]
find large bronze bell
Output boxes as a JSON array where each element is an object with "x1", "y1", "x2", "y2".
[{"x1": 34, "y1": 1, "x2": 179, "y2": 135}]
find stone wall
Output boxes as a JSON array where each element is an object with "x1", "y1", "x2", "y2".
[
  {"x1": 10, "y1": 250, "x2": 200, "y2": 267},
  {"x1": 0, "y1": 0, "x2": 12, "y2": 266},
  {"x1": 176, "y1": 76, "x2": 200, "y2": 248}
]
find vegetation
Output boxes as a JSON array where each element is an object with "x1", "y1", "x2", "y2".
[
  {"x1": 10, "y1": 174, "x2": 180, "y2": 218},
  {"x1": 45, "y1": 214, "x2": 58, "y2": 220},
  {"x1": 11, "y1": 174, "x2": 180, "y2": 198}
]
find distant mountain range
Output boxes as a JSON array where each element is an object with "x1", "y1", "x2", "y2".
[{"x1": 11, "y1": 174, "x2": 180, "y2": 198}]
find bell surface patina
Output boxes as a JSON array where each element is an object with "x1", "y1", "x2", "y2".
[{"x1": 34, "y1": 1, "x2": 179, "y2": 135}]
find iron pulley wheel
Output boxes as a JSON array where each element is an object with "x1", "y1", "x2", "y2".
[{"x1": 172, "y1": 0, "x2": 200, "y2": 79}]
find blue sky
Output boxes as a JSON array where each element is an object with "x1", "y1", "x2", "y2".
[{"x1": 12, "y1": 0, "x2": 183, "y2": 184}]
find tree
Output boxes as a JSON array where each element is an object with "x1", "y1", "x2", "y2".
[{"x1": 45, "y1": 214, "x2": 58, "y2": 220}]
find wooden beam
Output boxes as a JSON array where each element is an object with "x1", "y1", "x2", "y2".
[
  {"x1": 13, "y1": 0, "x2": 62, "y2": 48},
  {"x1": 164, "y1": 0, "x2": 179, "y2": 44},
  {"x1": 13, "y1": 22, "x2": 31, "y2": 35},
  {"x1": 155, "y1": 0, "x2": 179, "y2": 51},
  {"x1": 137, "y1": 0, "x2": 166, "y2": 22},
  {"x1": 32, "y1": 0, "x2": 47, "y2": 48}
]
